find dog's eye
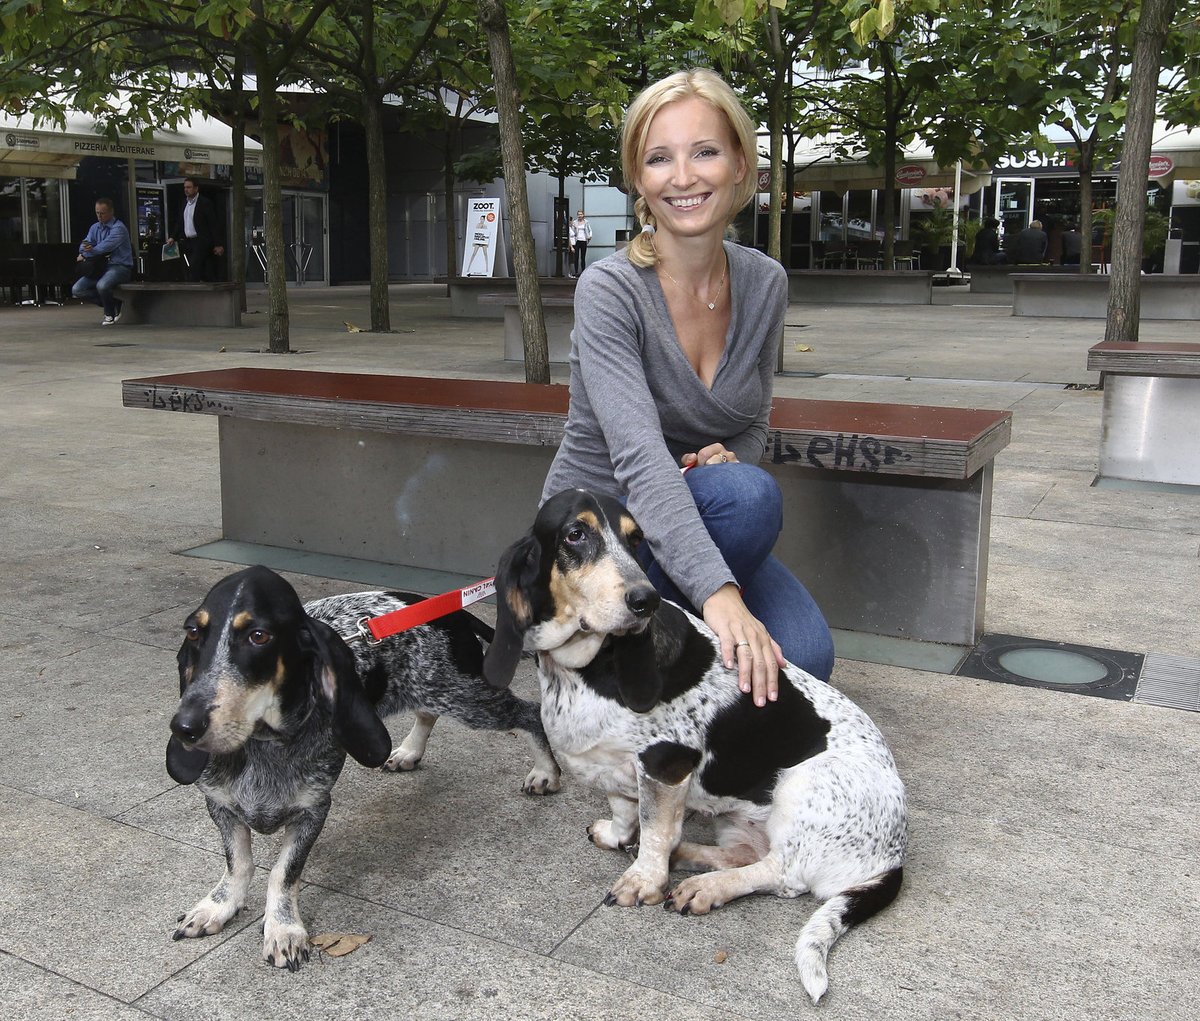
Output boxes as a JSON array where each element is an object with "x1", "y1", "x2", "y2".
[
  {"x1": 184, "y1": 623, "x2": 201, "y2": 641},
  {"x1": 248, "y1": 629, "x2": 272, "y2": 646},
  {"x1": 565, "y1": 525, "x2": 586, "y2": 545}
]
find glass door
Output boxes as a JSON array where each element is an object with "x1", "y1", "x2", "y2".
[
  {"x1": 246, "y1": 190, "x2": 329, "y2": 285},
  {"x1": 994, "y1": 178, "x2": 1035, "y2": 249}
]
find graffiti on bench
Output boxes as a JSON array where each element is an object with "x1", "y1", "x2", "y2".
[
  {"x1": 771, "y1": 431, "x2": 915, "y2": 473},
  {"x1": 139, "y1": 385, "x2": 233, "y2": 414}
]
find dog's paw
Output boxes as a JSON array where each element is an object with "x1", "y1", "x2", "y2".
[
  {"x1": 522, "y1": 766, "x2": 561, "y2": 795},
  {"x1": 263, "y1": 919, "x2": 310, "y2": 972},
  {"x1": 605, "y1": 865, "x2": 668, "y2": 907},
  {"x1": 173, "y1": 896, "x2": 241, "y2": 940},
  {"x1": 666, "y1": 874, "x2": 724, "y2": 915},
  {"x1": 588, "y1": 818, "x2": 636, "y2": 850},
  {"x1": 382, "y1": 747, "x2": 423, "y2": 772}
]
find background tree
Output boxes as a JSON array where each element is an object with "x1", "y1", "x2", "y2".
[
  {"x1": 512, "y1": 1, "x2": 628, "y2": 276},
  {"x1": 1106, "y1": 0, "x2": 1178, "y2": 341},
  {"x1": 798, "y1": 0, "x2": 1047, "y2": 269},
  {"x1": 478, "y1": 0, "x2": 549, "y2": 384},
  {"x1": 293, "y1": 0, "x2": 458, "y2": 333}
]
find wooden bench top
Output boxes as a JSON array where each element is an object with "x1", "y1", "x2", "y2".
[
  {"x1": 788, "y1": 269, "x2": 934, "y2": 278},
  {"x1": 1087, "y1": 341, "x2": 1200, "y2": 377},
  {"x1": 122, "y1": 368, "x2": 1011, "y2": 480},
  {"x1": 450, "y1": 276, "x2": 576, "y2": 290},
  {"x1": 970, "y1": 265, "x2": 1079, "y2": 274},
  {"x1": 118, "y1": 281, "x2": 239, "y2": 292},
  {"x1": 1013, "y1": 273, "x2": 1196, "y2": 286},
  {"x1": 478, "y1": 292, "x2": 575, "y2": 308}
]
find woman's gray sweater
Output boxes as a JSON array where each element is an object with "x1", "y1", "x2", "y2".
[{"x1": 541, "y1": 241, "x2": 787, "y2": 608}]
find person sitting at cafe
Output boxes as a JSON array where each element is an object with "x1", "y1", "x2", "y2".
[
  {"x1": 972, "y1": 217, "x2": 1007, "y2": 265},
  {"x1": 1012, "y1": 219, "x2": 1049, "y2": 264}
]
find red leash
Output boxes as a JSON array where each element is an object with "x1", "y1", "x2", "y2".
[{"x1": 354, "y1": 577, "x2": 496, "y2": 645}]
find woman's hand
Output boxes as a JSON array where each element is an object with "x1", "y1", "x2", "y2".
[
  {"x1": 701, "y1": 583, "x2": 784, "y2": 707},
  {"x1": 680, "y1": 443, "x2": 738, "y2": 470}
]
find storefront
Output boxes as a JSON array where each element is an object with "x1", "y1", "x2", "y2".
[
  {"x1": 0, "y1": 109, "x2": 262, "y2": 280},
  {"x1": 753, "y1": 137, "x2": 991, "y2": 267}
]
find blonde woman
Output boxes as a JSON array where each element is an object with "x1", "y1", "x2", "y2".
[{"x1": 541, "y1": 69, "x2": 833, "y2": 702}]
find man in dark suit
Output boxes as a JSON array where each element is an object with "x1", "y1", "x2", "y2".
[{"x1": 166, "y1": 178, "x2": 225, "y2": 282}]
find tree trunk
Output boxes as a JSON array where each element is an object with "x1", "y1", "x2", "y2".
[
  {"x1": 555, "y1": 167, "x2": 566, "y2": 278},
  {"x1": 443, "y1": 111, "x2": 458, "y2": 294},
  {"x1": 255, "y1": 59, "x2": 290, "y2": 353},
  {"x1": 360, "y1": 0, "x2": 390, "y2": 333},
  {"x1": 1105, "y1": 0, "x2": 1177, "y2": 343},
  {"x1": 231, "y1": 49, "x2": 247, "y2": 313},
  {"x1": 478, "y1": 0, "x2": 549, "y2": 384},
  {"x1": 881, "y1": 72, "x2": 897, "y2": 270},
  {"x1": 363, "y1": 91, "x2": 392, "y2": 332},
  {"x1": 1077, "y1": 147, "x2": 1095, "y2": 275},
  {"x1": 882, "y1": 122, "x2": 897, "y2": 271},
  {"x1": 766, "y1": 10, "x2": 785, "y2": 265}
]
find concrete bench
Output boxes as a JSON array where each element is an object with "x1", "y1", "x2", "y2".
[
  {"x1": 114, "y1": 281, "x2": 241, "y2": 327},
  {"x1": 968, "y1": 264, "x2": 1079, "y2": 295},
  {"x1": 448, "y1": 276, "x2": 576, "y2": 319},
  {"x1": 478, "y1": 292, "x2": 573, "y2": 363},
  {"x1": 1087, "y1": 341, "x2": 1200, "y2": 489},
  {"x1": 121, "y1": 368, "x2": 1011, "y2": 661},
  {"x1": 1012, "y1": 273, "x2": 1200, "y2": 319},
  {"x1": 787, "y1": 269, "x2": 934, "y2": 305}
]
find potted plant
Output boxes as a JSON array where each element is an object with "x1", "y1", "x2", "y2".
[
  {"x1": 910, "y1": 198, "x2": 966, "y2": 270},
  {"x1": 1090, "y1": 206, "x2": 1169, "y2": 272}
]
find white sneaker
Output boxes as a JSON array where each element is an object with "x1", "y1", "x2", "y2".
[
  {"x1": 111, "y1": 310, "x2": 122, "y2": 324},
  {"x1": 101, "y1": 315, "x2": 115, "y2": 325}
]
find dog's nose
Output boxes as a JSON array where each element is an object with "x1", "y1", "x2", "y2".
[
  {"x1": 626, "y1": 584, "x2": 660, "y2": 618},
  {"x1": 170, "y1": 708, "x2": 209, "y2": 744}
]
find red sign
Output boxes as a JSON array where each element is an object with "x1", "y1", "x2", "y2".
[
  {"x1": 757, "y1": 169, "x2": 772, "y2": 191},
  {"x1": 1148, "y1": 154, "x2": 1174, "y2": 178},
  {"x1": 895, "y1": 164, "x2": 927, "y2": 186}
]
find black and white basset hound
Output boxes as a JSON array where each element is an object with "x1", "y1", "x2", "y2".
[
  {"x1": 168, "y1": 565, "x2": 559, "y2": 970},
  {"x1": 483, "y1": 490, "x2": 907, "y2": 1003}
]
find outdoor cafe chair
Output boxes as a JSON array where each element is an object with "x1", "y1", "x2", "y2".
[
  {"x1": 852, "y1": 239, "x2": 882, "y2": 269},
  {"x1": 812, "y1": 240, "x2": 847, "y2": 269},
  {"x1": 892, "y1": 240, "x2": 919, "y2": 270}
]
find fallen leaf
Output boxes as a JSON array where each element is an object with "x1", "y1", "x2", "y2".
[
  {"x1": 344, "y1": 321, "x2": 363, "y2": 333},
  {"x1": 310, "y1": 932, "x2": 372, "y2": 957},
  {"x1": 794, "y1": 343, "x2": 813, "y2": 353}
]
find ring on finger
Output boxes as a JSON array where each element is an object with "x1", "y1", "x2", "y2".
[{"x1": 735, "y1": 640, "x2": 750, "y2": 650}]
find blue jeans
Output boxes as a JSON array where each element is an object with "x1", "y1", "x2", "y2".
[
  {"x1": 637, "y1": 462, "x2": 835, "y2": 681},
  {"x1": 73, "y1": 263, "x2": 133, "y2": 316}
]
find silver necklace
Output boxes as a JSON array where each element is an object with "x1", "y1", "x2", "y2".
[{"x1": 657, "y1": 257, "x2": 728, "y2": 311}]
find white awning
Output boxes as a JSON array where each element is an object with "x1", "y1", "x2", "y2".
[
  {"x1": 0, "y1": 109, "x2": 262, "y2": 180},
  {"x1": 764, "y1": 135, "x2": 991, "y2": 195}
]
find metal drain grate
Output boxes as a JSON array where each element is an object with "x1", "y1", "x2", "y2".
[{"x1": 1133, "y1": 654, "x2": 1200, "y2": 713}]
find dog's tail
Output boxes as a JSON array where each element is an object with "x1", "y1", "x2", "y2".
[{"x1": 794, "y1": 866, "x2": 902, "y2": 1004}]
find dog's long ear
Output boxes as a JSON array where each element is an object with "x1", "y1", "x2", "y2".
[
  {"x1": 169, "y1": 632, "x2": 210, "y2": 781},
  {"x1": 483, "y1": 533, "x2": 541, "y2": 689},
  {"x1": 300, "y1": 618, "x2": 392, "y2": 768},
  {"x1": 610, "y1": 627, "x2": 663, "y2": 713},
  {"x1": 166, "y1": 735, "x2": 210, "y2": 784},
  {"x1": 176, "y1": 634, "x2": 196, "y2": 697}
]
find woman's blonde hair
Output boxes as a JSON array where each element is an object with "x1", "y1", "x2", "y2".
[{"x1": 620, "y1": 68, "x2": 758, "y2": 267}]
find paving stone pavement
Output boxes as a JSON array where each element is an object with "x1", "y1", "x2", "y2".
[{"x1": 2, "y1": 283, "x2": 1197, "y2": 1020}]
